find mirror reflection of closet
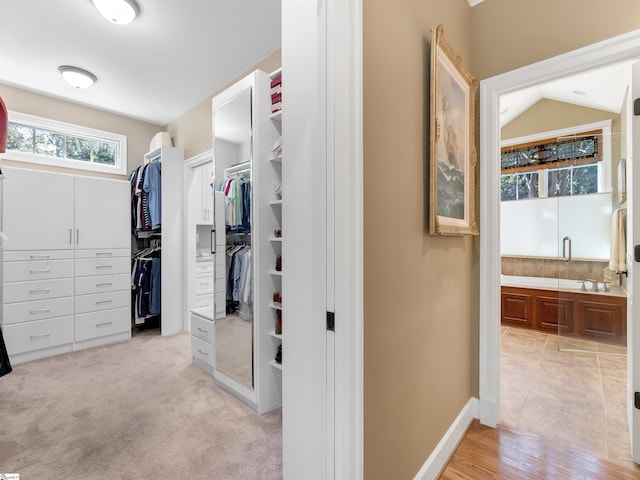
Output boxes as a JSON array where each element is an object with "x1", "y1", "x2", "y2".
[{"x1": 213, "y1": 85, "x2": 254, "y2": 391}]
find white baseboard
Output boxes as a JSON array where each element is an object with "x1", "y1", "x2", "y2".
[{"x1": 413, "y1": 397, "x2": 479, "y2": 480}]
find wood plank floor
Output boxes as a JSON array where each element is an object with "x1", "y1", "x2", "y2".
[{"x1": 439, "y1": 421, "x2": 640, "y2": 479}]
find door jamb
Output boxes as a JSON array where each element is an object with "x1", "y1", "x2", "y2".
[{"x1": 479, "y1": 29, "x2": 640, "y2": 427}]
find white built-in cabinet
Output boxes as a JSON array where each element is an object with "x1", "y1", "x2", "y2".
[
  {"x1": 140, "y1": 146, "x2": 184, "y2": 337},
  {"x1": 1, "y1": 167, "x2": 130, "y2": 364},
  {"x1": 202, "y1": 69, "x2": 282, "y2": 414},
  {"x1": 194, "y1": 162, "x2": 214, "y2": 225}
]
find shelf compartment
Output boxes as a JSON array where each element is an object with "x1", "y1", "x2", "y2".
[
  {"x1": 270, "y1": 111, "x2": 282, "y2": 122},
  {"x1": 270, "y1": 360, "x2": 283, "y2": 370},
  {"x1": 269, "y1": 199, "x2": 283, "y2": 206},
  {"x1": 270, "y1": 155, "x2": 282, "y2": 163},
  {"x1": 269, "y1": 270, "x2": 283, "y2": 277},
  {"x1": 270, "y1": 302, "x2": 282, "y2": 310},
  {"x1": 269, "y1": 237, "x2": 283, "y2": 243},
  {"x1": 270, "y1": 331, "x2": 283, "y2": 340}
]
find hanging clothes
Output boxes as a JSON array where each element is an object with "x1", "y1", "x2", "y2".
[
  {"x1": 220, "y1": 176, "x2": 251, "y2": 233},
  {"x1": 129, "y1": 161, "x2": 162, "y2": 237},
  {"x1": 131, "y1": 246, "x2": 161, "y2": 325},
  {"x1": 225, "y1": 244, "x2": 252, "y2": 320},
  {"x1": 0, "y1": 326, "x2": 12, "y2": 378}
]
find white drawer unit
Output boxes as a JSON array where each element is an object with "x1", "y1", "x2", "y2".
[
  {"x1": 192, "y1": 313, "x2": 215, "y2": 344},
  {"x1": 75, "y1": 256, "x2": 130, "y2": 277},
  {"x1": 0, "y1": 169, "x2": 132, "y2": 362},
  {"x1": 74, "y1": 273, "x2": 130, "y2": 296},
  {"x1": 194, "y1": 295, "x2": 214, "y2": 308},
  {"x1": 3, "y1": 278, "x2": 74, "y2": 303},
  {"x1": 75, "y1": 290, "x2": 130, "y2": 315},
  {"x1": 196, "y1": 261, "x2": 214, "y2": 274},
  {"x1": 74, "y1": 307, "x2": 130, "y2": 342},
  {"x1": 3, "y1": 250, "x2": 74, "y2": 262},
  {"x1": 195, "y1": 273, "x2": 214, "y2": 295},
  {"x1": 74, "y1": 248, "x2": 130, "y2": 259},
  {"x1": 191, "y1": 335, "x2": 215, "y2": 370},
  {"x1": 3, "y1": 316, "x2": 74, "y2": 356},
  {"x1": 3, "y1": 297, "x2": 74, "y2": 325},
  {"x1": 3, "y1": 259, "x2": 74, "y2": 282}
]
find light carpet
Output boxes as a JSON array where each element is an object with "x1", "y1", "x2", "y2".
[{"x1": 0, "y1": 331, "x2": 282, "y2": 479}]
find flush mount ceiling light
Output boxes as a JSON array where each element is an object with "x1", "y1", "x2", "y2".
[
  {"x1": 91, "y1": 0, "x2": 140, "y2": 25},
  {"x1": 58, "y1": 66, "x2": 98, "y2": 89}
]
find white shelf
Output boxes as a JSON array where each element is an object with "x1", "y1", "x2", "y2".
[
  {"x1": 270, "y1": 331, "x2": 283, "y2": 340},
  {"x1": 270, "y1": 110, "x2": 282, "y2": 122},
  {"x1": 269, "y1": 199, "x2": 283, "y2": 206},
  {"x1": 270, "y1": 302, "x2": 283, "y2": 310},
  {"x1": 269, "y1": 269, "x2": 283, "y2": 277},
  {"x1": 269, "y1": 67, "x2": 282, "y2": 79},
  {"x1": 270, "y1": 237, "x2": 283, "y2": 243},
  {"x1": 270, "y1": 155, "x2": 282, "y2": 163},
  {"x1": 270, "y1": 360, "x2": 283, "y2": 371}
]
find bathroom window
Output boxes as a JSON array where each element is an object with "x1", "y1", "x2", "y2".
[
  {"x1": 500, "y1": 122, "x2": 611, "y2": 202},
  {"x1": 501, "y1": 172, "x2": 539, "y2": 201},
  {"x1": 4, "y1": 111, "x2": 127, "y2": 175},
  {"x1": 547, "y1": 163, "x2": 598, "y2": 197}
]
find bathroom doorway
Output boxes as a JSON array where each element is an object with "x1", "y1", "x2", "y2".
[
  {"x1": 497, "y1": 66, "x2": 631, "y2": 463},
  {"x1": 479, "y1": 30, "x2": 640, "y2": 468}
]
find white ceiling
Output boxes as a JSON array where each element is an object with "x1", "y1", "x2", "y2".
[
  {"x1": 0, "y1": 0, "x2": 281, "y2": 126},
  {"x1": 500, "y1": 62, "x2": 632, "y2": 127}
]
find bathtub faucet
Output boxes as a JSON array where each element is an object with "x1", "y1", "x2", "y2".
[{"x1": 585, "y1": 279, "x2": 599, "y2": 292}]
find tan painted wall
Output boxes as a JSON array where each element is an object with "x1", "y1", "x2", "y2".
[
  {"x1": 166, "y1": 50, "x2": 281, "y2": 160},
  {"x1": 470, "y1": 0, "x2": 640, "y2": 80},
  {"x1": 0, "y1": 83, "x2": 161, "y2": 179},
  {"x1": 502, "y1": 98, "x2": 622, "y2": 201},
  {"x1": 363, "y1": 1, "x2": 474, "y2": 478}
]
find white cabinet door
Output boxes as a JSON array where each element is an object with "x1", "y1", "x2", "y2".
[
  {"x1": 74, "y1": 176, "x2": 130, "y2": 249},
  {"x1": 195, "y1": 162, "x2": 214, "y2": 225},
  {"x1": 2, "y1": 167, "x2": 74, "y2": 250},
  {"x1": 201, "y1": 161, "x2": 214, "y2": 225}
]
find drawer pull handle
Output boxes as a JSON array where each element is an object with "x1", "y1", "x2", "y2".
[
  {"x1": 30, "y1": 308, "x2": 51, "y2": 314},
  {"x1": 96, "y1": 322, "x2": 112, "y2": 328},
  {"x1": 29, "y1": 288, "x2": 51, "y2": 294},
  {"x1": 30, "y1": 268, "x2": 51, "y2": 273},
  {"x1": 96, "y1": 253, "x2": 113, "y2": 257},
  {"x1": 96, "y1": 265, "x2": 113, "y2": 270},
  {"x1": 30, "y1": 333, "x2": 50, "y2": 340},
  {"x1": 96, "y1": 300, "x2": 113, "y2": 305},
  {"x1": 96, "y1": 283, "x2": 113, "y2": 287},
  {"x1": 197, "y1": 349, "x2": 208, "y2": 356},
  {"x1": 197, "y1": 327, "x2": 209, "y2": 333},
  {"x1": 30, "y1": 254, "x2": 51, "y2": 259}
]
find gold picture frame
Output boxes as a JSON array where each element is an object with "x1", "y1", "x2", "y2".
[{"x1": 429, "y1": 25, "x2": 479, "y2": 236}]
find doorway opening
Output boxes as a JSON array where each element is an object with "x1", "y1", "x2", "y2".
[{"x1": 479, "y1": 29, "x2": 640, "y2": 469}]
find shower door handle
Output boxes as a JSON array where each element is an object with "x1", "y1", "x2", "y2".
[{"x1": 562, "y1": 236, "x2": 572, "y2": 263}]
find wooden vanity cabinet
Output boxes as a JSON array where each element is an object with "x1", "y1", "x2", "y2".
[{"x1": 501, "y1": 286, "x2": 626, "y2": 346}]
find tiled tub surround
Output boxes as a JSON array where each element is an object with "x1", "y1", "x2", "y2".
[
  {"x1": 500, "y1": 327, "x2": 633, "y2": 471},
  {"x1": 501, "y1": 256, "x2": 617, "y2": 284}
]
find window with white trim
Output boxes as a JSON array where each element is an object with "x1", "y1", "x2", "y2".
[{"x1": 4, "y1": 111, "x2": 127, "y2": 175}]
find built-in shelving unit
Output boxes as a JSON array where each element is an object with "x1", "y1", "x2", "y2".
[{"x1": 268, "y1": 68, "x2": 283, "y2": 375}]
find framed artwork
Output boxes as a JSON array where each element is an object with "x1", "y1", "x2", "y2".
[
  {"x1": 429, "y1": 25, "x2": 479, "y2": 236},
  {"x1": 618, "y1": 158, "x2": 626, "y2": 204}
]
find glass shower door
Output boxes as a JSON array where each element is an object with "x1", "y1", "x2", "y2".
[{"x1": 553, "y1": 133, "x2": 609, "y2": 352}]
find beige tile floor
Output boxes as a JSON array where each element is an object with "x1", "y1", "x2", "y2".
[{"x1": 500, "y1": 326, "x2": 636, "y2": 471}]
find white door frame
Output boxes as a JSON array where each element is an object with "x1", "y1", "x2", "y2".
[
  {"x1": 182, "y1": 149, "x2": 214, "y2": 332},
  {"x1": 479, "y1": 29, "x2": 640, "y2": 431},
  {"x1": 330, "y1": 0, "x2": 364, "y2": 478},
  {"x1": 281, "y1": 0, "x2": 363, "y2": 478}
]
